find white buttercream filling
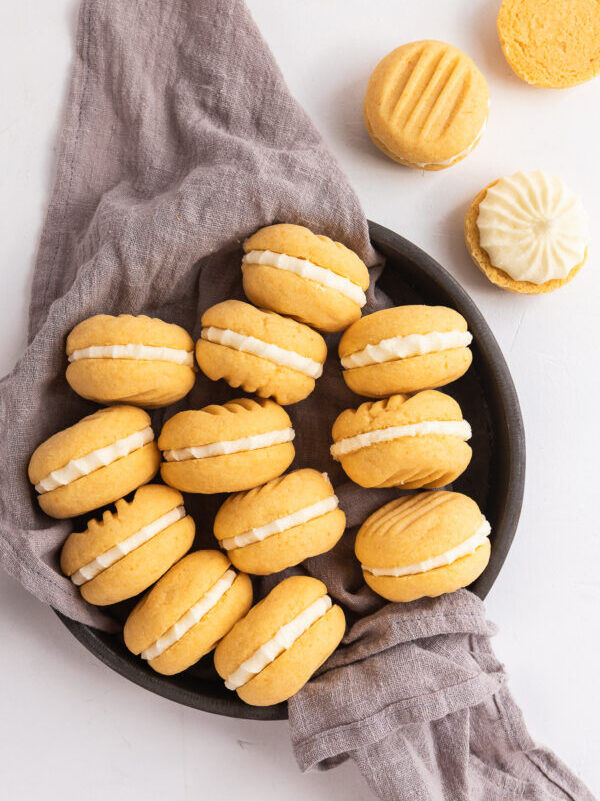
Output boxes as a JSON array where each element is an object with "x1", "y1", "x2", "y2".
[
  {"x1": 68, "y1": 344, "x2": 194, "y2": 367},
  {"x1": 201, "y1": 327, "x2": 323, "y2": 379},
  {"x1": 141, "y1": 568, "x2": 237, "y2": 661},
  {"x1": 362, "y1": 518, "x2": 491, "y2": 577},
  {"x1": 224, "y1": 594, "x2": 332, "y2": 691},
  {"x1": 411, "y1": 114, "x2": 488, "y2": 168},
  {"x1": 162, "y1": 427, "x2": 295, "y2": 462},
  {"x1": 341, "y1": 330, "x2": 472, "y2": 369},
  {"x1": 242, "y1": 249, "x2": 367, "y2": 307},
  {"x1": 219, "y1": 491, "x2": 339, "y2": 551},
  {"x1": 35, "y1": 426, "x2": 155, "y2": 494},
  {"x1": 330, "y1": 419, "x2": 472, "y2": 460},
  {"x1": 70, "y1": 506, "x2": 186, "y2": 586}
]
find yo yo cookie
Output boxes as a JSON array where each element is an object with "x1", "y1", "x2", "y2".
[
  {"x1": 213, "y1": 469, "x2": 346, "y2": 575},
  {"x1": 339, "y1": 306, "x2": 472, "y2": 397},
  {"x1": 66, "y1": 314, "x2": 195, "y2": 408},
  {"x1": 196, "y1": 300, "x2": 327, "y2": 405},
  {"x1": 364, "y1": 40, "x2": 489, "y2": 170},
  {"x1": 497, "y1": 0, "x2": 600, "y2": 88},
  {"x1": 214, "y1": 576, "x2": 345, "y2": 706},
  {"x1": 355, "y1": 491, "x2": 491, "y2": 602},
  {"x1": 465, "y1": 170, "x2": 589, "y2": 294},
  {"x1": 159, "y1": 398, "x2": 295, "y2": 494},
  {"x1": 331, "y1": 391, "x2": 472, "y2": 489},
  {"x1": 28, "y1": 406, "x2": 160, "y2": 519},
  {"x1": 124, "y1": 551, "x2": 252, "y2": 675},
  {"x1": 60, "y1": 485, "x2": 194, "y2": 606},
  {"x1": 242, "y1": 224, "x2": 370, "y2": 332}
]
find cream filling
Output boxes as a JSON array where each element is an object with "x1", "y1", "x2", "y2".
[
  {"x1": 341, "y1": 330, "x2": 473, "y2": 369},
  {"x1": 35, "y1": 426, "x2": 155, "y2": 494},
  {"x1": 219, "y1": 491, "x2": 339, "y2": 551},
  {"x1": 330, "y1": 420, "x2": 472, "y2": 460},
  {"x1": 224, "y1": 594, "x2": 332, "y2": 691},
  {"x1": 162, "y1": 427, "x2": 295, "y2": 462},
  {"x1": 410, "y1": 114, "x2": 488, "y2": 168},
  {"x1": 200, "y1": 327, "x2": 323, "y2": 379},
  {"x1": 70, "y1": 506, "x2": 185, "y2": 586},
  {"x1": 242, "y1": 249, "x2": 367, "y2": 307},
  {"x1": 68, "y1": 344, "x2": 194, "y2": 367},
  {"x1": 362, "y1": 518, "x2": 491, "y2": 577},
  {"x1": 141, "y1": 568, "x2": 237, "y2": 661}
]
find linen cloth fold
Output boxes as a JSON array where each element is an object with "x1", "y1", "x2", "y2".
[{"x1": 0, "y1": 1, "x2": 594, "y2": 799}]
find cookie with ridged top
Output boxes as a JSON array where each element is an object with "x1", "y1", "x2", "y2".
[{"x1": 331, "y1": 391, "x2": 472, "y2": 489}]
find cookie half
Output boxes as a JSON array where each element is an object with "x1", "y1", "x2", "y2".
[
  {"x1": 213, "y1": 469, "x2": 346, "y2": 575},
  {"x1": 28, "y1": 406, "x2": 160, "y2": 519},
  {"x1": 339, "y1": 306, "x2": 472, "y2": 397},
  {"x1": 331, "y1": 391, "x2": 472, "y2": 489},
  {"x1": 355, "y1": 491, "x2": 491, "y2": 602},
  {"x1": 158, "y1": 398, "x2": 295, "y2": 494},
  {"x1": 214, "y1": 576, "x2": 345, "y2": 706},
  {"x1": 60, "y1": 485, "x2": 195, "y2": 606},
  {"x1": 196, "y1": 300, "x2": 327, "y2": 405},
  {"x1": 242, "y1": 224, "x2": 370, "y2": 332},
  {"x1": 66, "y1": 314, "x2": 195, "y2": 408},
  {"x1": 124, "y1": 550, "x2": 253, "y2": 675}
]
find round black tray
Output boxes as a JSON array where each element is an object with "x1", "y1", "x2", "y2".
[{"x1": 56, "y1": 220, "x2": 526, "y2": 721}]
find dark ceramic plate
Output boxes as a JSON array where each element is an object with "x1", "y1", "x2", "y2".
[{"x1": 56, "y1": 221, "x2": 525, "y2": 721}]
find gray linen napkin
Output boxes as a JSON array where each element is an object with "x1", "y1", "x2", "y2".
[{"x1": 0, "y1": 1, "x2": 593, "y2": 799}]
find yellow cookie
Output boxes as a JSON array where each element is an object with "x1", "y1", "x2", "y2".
[
  {"x1": 28, "y1": 406, "x2": 160, "y2": 519},
  {"x1": 364, "y1": 40, "x2": 489, "y2": 170},
  {"x1": 331, "y1": 391, "x2": 472, "y2": 489},
  {"x1": 213, "y1": 469, "x2": 346, "y2": 575},
  {"x1": 196, "y1": 300, "x2": 327, "y2": 405},
  {"x1": 465, "y1": 171, "x2": 589, "y2": 294},
  {"x1": 66, "y1": 314, "x2": 195, "y2": 408},
  {"x1": 124, "y1": 551, "x2": 253, "y2": 675},
  {"x1": 214, "y1": 576, "x2": 345, "y2": 706},
  {"x1": 158, "y1": 397, "x2": 295, "y2": 494},
  {"x1": 339, "y1": 306, "x2": 472, "y2": 397},
  {"x1": 497, "y1": 0, "x2": 600, "y2": 88},
  {"x1": 60, "y1": 485, "x2": 195, "y2": 606},
  {"x1": 242, "y1": 224, "x2": 370, "y2": 332},
  {"x1": 356, "y1": 491, "x2": 491, "y2": 602}
]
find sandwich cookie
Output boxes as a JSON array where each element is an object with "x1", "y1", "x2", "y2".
[
  {"x1": 124, "y1": 551, "x2": 252, "y2": 675},
  {"x1": 214, "y1": 576, "x2": 345, "y2": 706},
  {"x1": 331, "y1": 391, "x2": 472, "y2": 489},
  {"x1": 66, "y1": 314, "x2": 195, "y2": 408},
  {"x1": 159, "y1": 398, "x2": 295, "y2": 494},
  {"x1": 242, "y1": 224, "x2": 370, "y2": 332},
  {"x1": 339, "y1": 306, "x2": 473, "y2": 397},
  {"x1": 465, "y1": 170, "x2": 589, "y2": 294},
  {"x1": 355, "y1": 491, "x2": 491, "y2": 602},
  {"x1": 60, "y1": 485, "x2": 195, "y2": 606},
  {"x1": 196, "y1": 300, "x2": 327, "y2": 405},
  {"x1": 213, "y1": 469, "x2": 346, "y2": 575},
  {"x1": 28, "y1": 406, "x2": 160, "y2": 519},
  {"x1": 364, "y1": 40, "x2": 489, "y2": 170}
]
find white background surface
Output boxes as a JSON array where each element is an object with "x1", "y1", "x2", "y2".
[{"x1": 1, "y1": 1, "x2": 599, "y2": 798}]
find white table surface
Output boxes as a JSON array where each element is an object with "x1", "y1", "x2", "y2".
[{"x1": 1, "y1": 1, "x2": 599, "y2": 798}]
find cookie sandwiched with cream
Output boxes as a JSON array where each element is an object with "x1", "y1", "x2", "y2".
[
  {"x1": 196, "y1": 300, "x2": 327, "y2": 405},
  {"x1": 331, "y1": 391, "x2": 472, "y2": 489},
  {"x1": 159, "y1": 398, "x2": 295, "y2": 494},
  {"x1": 242, "y1": 224, "x2": 370, "y2": 332},
  {"x1": 28, "y1": 406, "x2": 160, "y2": 519},
  {"x1": 60, "y1": 485, "x2": 195, "y2": 606},
  {"x1": 213, "y1": 469, "x2": 346, "y2": 575},
  {"x1": 66, "y1": 314, "x2": 195, "y2": 408},
  {"x1": 339, "y1": 306, "x2": 473, "y2": 397},
  {"x1": 355, "y1": 491, "x2": 491, "y2": 602},
  {"x1": 465, "y1": 170, "x2": 590, "y2": 294},
  {"x1": 124, "y1": 551, "x2": 252, "y2": 675},
  {"x1": 214, "y1": 576, "x2": 345, "y2": 706}
]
